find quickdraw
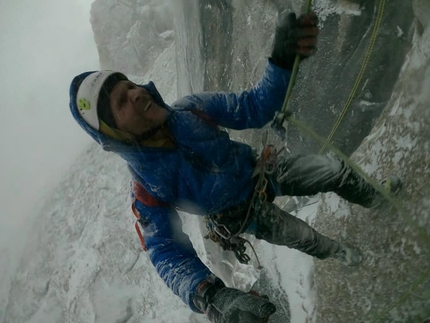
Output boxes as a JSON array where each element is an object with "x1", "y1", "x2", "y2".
[
  {"x1": 205, "y1": 131, "x2": 283, "y2": 269},
  {"x1": 251, "y1": 131, "x2": 281, "y2": 205},
  {"x1": 204, "y1": 216, "x2": 252, "y2": 265}
]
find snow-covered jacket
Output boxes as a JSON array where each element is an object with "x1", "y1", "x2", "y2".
[{"x1": 69, "y1": 60, "x2": 291, "y2": 312}]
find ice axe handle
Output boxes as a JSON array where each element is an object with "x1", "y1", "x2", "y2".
[{"x1": 271, "y1": 113, "x2": 286, "y2": 140}]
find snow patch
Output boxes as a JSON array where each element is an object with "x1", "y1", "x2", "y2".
[
  {"x1": 389, "y1": 97, "x2": 401, "y2": 116},
  {"x1": 396, "y1": 26, "x2": 404, "y2": 38},
  {"x1": 314, "y1": 0, "x2": 362, "y2": 23}
]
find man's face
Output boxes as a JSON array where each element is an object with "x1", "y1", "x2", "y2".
[{"x1": 108, "y1": 80, "x2": 168, "y2": 136}]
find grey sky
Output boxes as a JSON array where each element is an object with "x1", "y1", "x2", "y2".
[{"x1": 0, "y1": 0, "x2": 99, "y2": 251}]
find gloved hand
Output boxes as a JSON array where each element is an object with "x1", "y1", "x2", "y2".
[
  {"x1": 270, "y1": 12, "x2": 319, "y2": 70},
  {"x1": 194, "y1": 278, "x2": 276, "y2": 323}
]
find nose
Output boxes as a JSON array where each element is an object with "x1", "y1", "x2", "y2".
[{"x1": 128, "y1": 88, "x2": 142, "y2": 103}]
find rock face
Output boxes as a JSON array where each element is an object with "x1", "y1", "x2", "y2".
[
  {"x1": 189, "y1": 1, "x2": 427, "y2": 322},
  {"x1": 285, "y1": 0, "x2": 415, "y2": 157},
  {"x1": 194, "y1": 0, "x2": 415, "y2": 158},
  {"x1": 90, "y1": 0, "x2": 175, "y2": 76},
  {"x1": 413, "y1": 0, "x2": 430, "y2": 30},
  {"x1": 313, "y1": 18, "x2": 430, "y2": 323}
]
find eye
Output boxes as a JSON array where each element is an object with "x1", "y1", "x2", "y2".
[
  {"x1": 118, "y1": 92, "x2": 127, "y2": 107},
  {"x1": 117, "y1": 82, "x2": 136, "y2": 107}
]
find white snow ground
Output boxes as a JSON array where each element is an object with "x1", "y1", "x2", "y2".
[{"x1": 2, "y1": 0, "x2": 429, "y2": 323}]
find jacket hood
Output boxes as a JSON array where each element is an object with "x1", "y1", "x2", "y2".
[{"x1": 69, "y1": 71, "x2": 170, "y2": 152}]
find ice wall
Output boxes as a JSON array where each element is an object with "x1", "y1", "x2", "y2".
[{"x1": 90, "y1": 0, "x2": 174, "y2": 76}]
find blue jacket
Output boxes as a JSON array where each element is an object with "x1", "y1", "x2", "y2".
[{"x1": 69, "y1": 60, "x2": 291, "y2": 312}]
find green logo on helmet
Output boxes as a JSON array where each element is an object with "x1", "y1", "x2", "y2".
[{"x1": 78, "y1": 98, "x2": 91, "y2": 110}]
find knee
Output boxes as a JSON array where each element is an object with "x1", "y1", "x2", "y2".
[
  {"x1": 284, "y1": 154, "x2": 344, "y2": 187},
  {"x1": 253, "y1": 202, "x2": 280, "y2": 241},
  {"x1": 310, "y1": 154, "x2": 343, "y2": 174}
]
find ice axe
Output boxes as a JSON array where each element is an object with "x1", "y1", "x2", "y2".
[{"x1": 271, "y1": 0, "x2": 313, "y2": 140}]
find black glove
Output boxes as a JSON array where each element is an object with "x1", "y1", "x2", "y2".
[
  {"x1": 270, "y1": 12, "x2": 319, "y2": 70},
  {"x1": 194, "y1": 278, "x2": 276, "y2": 323}
]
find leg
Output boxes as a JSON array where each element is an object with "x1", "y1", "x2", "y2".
[
  {"x1": 271, "y1": 154, "x2": 377, "y2": 207},
  {"x1": 252, "y1": 201, "x2": 340, "y2": 259},
  {"x1": 249, "y1": 202, "x2": 362, "y2": 265}
]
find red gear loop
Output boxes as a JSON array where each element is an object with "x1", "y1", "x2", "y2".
[
  {"x1": 132, "y1": 201, "x2": 147, "y2": 251},
  {"x1": 131, "y1": 180, "x2": 169, "y2": 251}
]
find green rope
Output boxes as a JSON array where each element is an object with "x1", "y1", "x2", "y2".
[
  {"x1": 370, "y1": 267, "x2": 430, "y2": 322},
  {"x1": 286, "y1": 114, "x2": 430, "y2": 245},
  {"x1": 287, "y1": 114, "x2": 430, "y2": 321},
  {"x1": 319, "y1": 0, "x2": 387, "y2": 154},
  {"x1": 272, "y1": 1, "x2": 430, "y2": 320}
]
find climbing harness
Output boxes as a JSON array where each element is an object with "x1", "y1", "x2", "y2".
[{"x1": 205, "y1": 131, "x2": 284, "y2": 269}]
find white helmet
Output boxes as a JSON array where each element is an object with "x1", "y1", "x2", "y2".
[{"x1": 76, "y1": 71, "x2": 126, "y2": 130}]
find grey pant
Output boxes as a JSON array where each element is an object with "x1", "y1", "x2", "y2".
[
  {"x1": 253, "y1": 202, "x2": 340, "y2": 259},
  {"x1": 247, "y1": 154, "x2": 377, "y2": 259},
  {"x1": 268, "y1": 154, "x2": 376, "y2": 206}
]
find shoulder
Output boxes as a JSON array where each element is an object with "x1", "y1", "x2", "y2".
[{"x1": 172, "y1": 92, "x2": 224, "y2": 110}]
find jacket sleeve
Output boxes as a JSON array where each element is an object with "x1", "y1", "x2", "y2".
[
  {"x1": 134, "y1": 198, "x2": 214, "y2": 313},
  {"x1": 173, "y1": 60, "x2": 292, "y2": 130}
]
